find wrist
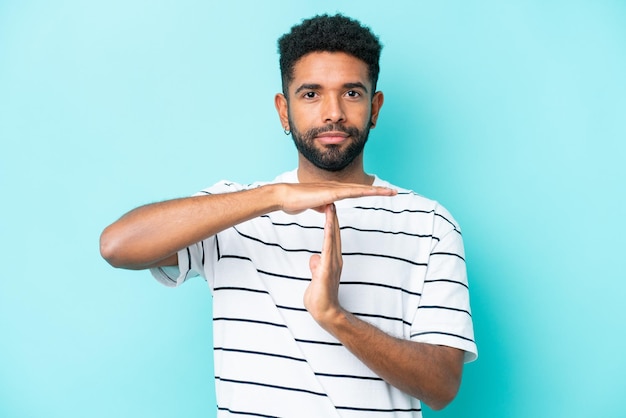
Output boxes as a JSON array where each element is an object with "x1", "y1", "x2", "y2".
[
  {"x1": 258, "y1": 183, "x2": 284, "y2": 213},
  {"x1": 316, "y1": 306, "x2": 351, "y2": 336}
]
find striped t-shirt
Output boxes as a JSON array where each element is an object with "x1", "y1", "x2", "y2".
[{"x1": 151, "y1": 170, "x2": 477, "y2": 418}]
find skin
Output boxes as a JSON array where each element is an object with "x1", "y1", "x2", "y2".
[
  {"x1": 275, "y1": 51, "x2": 383, "y2": 185},
  {"x1": 100, "y1": 51, "x2": 464, "y2": 410}
]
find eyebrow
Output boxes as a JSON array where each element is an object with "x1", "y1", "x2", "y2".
[{"x1": 294, "y1": 82, "x2": 369, "y2": 95}]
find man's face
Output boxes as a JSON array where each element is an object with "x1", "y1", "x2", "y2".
[{"x1": 276, "y1": 52, "x2": 383, "y2": 172}]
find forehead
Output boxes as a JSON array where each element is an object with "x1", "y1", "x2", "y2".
[{"x1": 290, "y1": 51, "x2": 371, "y2": 90}]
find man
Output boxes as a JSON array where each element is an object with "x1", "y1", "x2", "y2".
[{"x1": 101, "y1": 14, "x2": 477, "y2": 417}]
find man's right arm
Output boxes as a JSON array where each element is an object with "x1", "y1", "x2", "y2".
[{"x1": 99, "y1": 182, "x2": 396, "y2": 270}]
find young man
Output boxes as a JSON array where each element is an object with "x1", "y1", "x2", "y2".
[{"x1": 101, "y1": 14, "x2": 477, "y2": 418}]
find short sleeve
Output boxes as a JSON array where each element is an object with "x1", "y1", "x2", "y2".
[
  {"x1": 149, "y1": 243, "x2": 210, "y2": 287},
  {"x1": 410, "y1": 205, "x2": 478, "y2": 363},
  {"x1": 148, "y1": 178, "x2": 257, "y2": 288}
]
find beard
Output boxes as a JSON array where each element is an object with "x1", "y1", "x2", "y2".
[{"x1": 288, "y1": 116, "x2": 372, "y2": 172}]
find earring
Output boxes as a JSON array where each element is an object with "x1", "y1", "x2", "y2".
[{"x1": 283, "y1": 127, "x2": 291, "y2": 135}]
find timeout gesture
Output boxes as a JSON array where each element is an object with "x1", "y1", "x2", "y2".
[
  {"x1": 278, "y1": 182, "x2": 396, "y2": 215},
  {"x1": 305, "y1": 203, "x2": 345, "y2": 326}
]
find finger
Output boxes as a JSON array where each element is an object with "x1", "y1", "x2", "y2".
[
  {"x1": 308, "y1": 204, "x2": 334, "y2": 277},
  {"x1": 322, "y1": 203, "x2": 342, "y2": 271},
  {"x1": 334, "y1": 184, "x2": 397, "y2": 199},
  {"x1": 311, "y1": 187, "x2": 394, "y2": 213},
  {"x1": 309, "y1": 253, "x2": 321, "y2": 273},
  {"x1": 311, "y1": 205, "x2": 327, "y2": 213},
  {"x1": 329, "y1": 203, "x2": 341, "y2": 256},
  {"x1": 322, "y1": 203, "x2": 337, "y2": 257}
]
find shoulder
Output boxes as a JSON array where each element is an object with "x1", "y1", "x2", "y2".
[{"x1": 372, "y1": 177, "x2": 461, "y2": 233}]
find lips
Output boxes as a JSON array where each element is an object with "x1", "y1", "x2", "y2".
[{"x1": 315, "y1": 131, "x2": 349, "y2": 145}]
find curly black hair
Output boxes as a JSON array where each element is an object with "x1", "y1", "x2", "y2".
[{"x1": 277, "y1": 14, "x2": 382, "y2": 95}]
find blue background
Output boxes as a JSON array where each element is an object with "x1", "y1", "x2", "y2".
[{"x1": 1, "y1": 1, "x2": 625, "y2": 417}]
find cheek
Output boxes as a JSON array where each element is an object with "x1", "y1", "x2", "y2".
[
  {"x1": 354, "y1": 108, "x2": 373, "y2": 128},
  {"x1": 289, "y1": 106, "x2": 317, "y2": 127}
]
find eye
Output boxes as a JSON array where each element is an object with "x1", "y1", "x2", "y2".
[
  {"x1": 303, "y1": 91, "x2": 317, "y2": 99},
  {"x1": 346, "y1": 90, "x2": 361, "y2": 98}
]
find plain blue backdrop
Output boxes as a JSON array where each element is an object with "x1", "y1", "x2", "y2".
[{"x1": 1, "y1": 1, "x2": 625, "y2": 417}]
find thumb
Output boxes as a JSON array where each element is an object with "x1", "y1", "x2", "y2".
[{"x1": 309, "y1": 254, "x2": 321, "y2": 274}]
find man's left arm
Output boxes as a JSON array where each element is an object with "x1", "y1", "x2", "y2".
[{"x1": 305, "y1": 203, "x2": 465, "y2": 411}]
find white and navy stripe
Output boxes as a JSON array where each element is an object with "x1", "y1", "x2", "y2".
[{"x1": 151, "y1": 170, "x2": 477, "y2": 418}]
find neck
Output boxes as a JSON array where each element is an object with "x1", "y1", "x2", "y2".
[{"x1": 297, "y1": 155, "x2": 374, "y2": 185}]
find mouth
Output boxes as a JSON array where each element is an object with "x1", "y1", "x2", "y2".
[{"x1": 315, "y1": 131, "x2": 350, "y2": 145}]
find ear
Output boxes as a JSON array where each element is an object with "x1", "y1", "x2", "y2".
[
  {"x1": 370, "y1": 91, "x2": 384, "y2": 128},
  {"x1": 274, "y1": 93, "x2": 289, "y2": 130}
]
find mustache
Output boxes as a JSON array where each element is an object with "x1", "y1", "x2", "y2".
[{"x1": 304, "y1": 124, "x2": 359, "y2": 139}]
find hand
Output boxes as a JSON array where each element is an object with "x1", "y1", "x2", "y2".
[
  {"x1": 277, "y1": 182, "x2": 396, "y2": 215},
  {"x1": 304, "y1": 203, "x2": 345, "y2": 326},
  {"x1": 302, "y1": 203, "x2": 466, "y2": 409}
]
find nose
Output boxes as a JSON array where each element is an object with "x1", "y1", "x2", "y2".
[{"x1": 322, "y1": 95, "x2": 346, "y2": 124}]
